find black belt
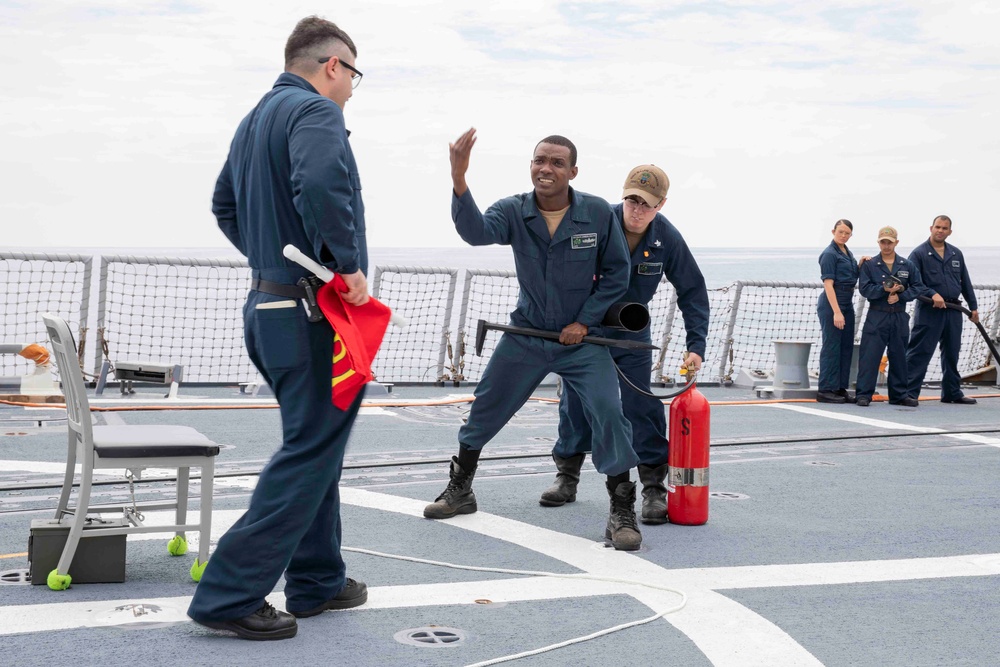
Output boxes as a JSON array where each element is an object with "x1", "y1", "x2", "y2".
[
  {"x1": 250, "y1": 278, "x2": 307, "y2": 299},
  {"x1": 868, "y1": 303, "x2": 906, "y2": 313}
]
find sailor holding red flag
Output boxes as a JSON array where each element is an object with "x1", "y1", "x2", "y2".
[{"x1": 188, "y1": 17, "x2": 378, "y2": 641}]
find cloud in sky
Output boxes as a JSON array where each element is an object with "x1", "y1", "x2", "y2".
[{"x1": 1, "y1": 0, "x2": 998, "y2": 251}]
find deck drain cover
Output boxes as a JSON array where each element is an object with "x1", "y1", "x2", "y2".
[
  {"x1": 0, "y1": 569, "x2": 31, "y2": 585},
  {"x1": 394, "y1": 626, "x2": 466, "y2": 647},
  {"x1": 710, "y1": 491, "x2": 749, "y2": 500}
]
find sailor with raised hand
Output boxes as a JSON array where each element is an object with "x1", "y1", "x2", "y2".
[
  {"x1": 424, "y1": 128, "x2": 644, "y2": 551},
  {"x1": 905, "y1": 215, "x2": 980, "y2": 404},
  {"x1": 539, "y1": 164, "x2": 709, "y2": 526}
]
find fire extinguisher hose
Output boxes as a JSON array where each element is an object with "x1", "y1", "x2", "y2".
[{"x1": 615, "y1": 363, "x2": 698, "y2": 400}]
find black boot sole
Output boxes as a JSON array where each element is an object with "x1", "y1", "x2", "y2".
[
  {"x1": 197, "y1": 619, "x2": 298, "y2": 641},
  {"x1": 290, "y1": 590, "x2": 368, "y2": 618},
  {"x1": 640, "y1": 515, "x2": 668, "y2": 525},
  {"x1": 539, "y1": 494, "x2": 576, "y2": 507},
  {"x1": 423, "y1": 502, "x2": 478, "y2": 519}
]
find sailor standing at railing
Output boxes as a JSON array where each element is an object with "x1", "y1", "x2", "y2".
[
  {"x1": 539, "y1": 164, "x2": 709, "y2": 525},
  {"x1": 188, "y1": 17, "x2": 369, "y2": 641},
  {"x1": 854, "y1": 226, "x2": 924, "y2": 407},
  {"x1": 905, "y1": 215, "x2": 980, "y2": 405},
  {"x1": 816, "y1": 219, "x2": 865, "y2": 404},
  {"x1": 424, "y1": 129, "x2": 645, "y2": 551}
]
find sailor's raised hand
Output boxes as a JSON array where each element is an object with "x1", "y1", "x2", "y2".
[{"x1": 450, "y1": 127, "x2": 476, "y2": 196}]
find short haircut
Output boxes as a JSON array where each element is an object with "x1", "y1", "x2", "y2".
[
  {"x1": 933, "y1": 214, "x2": 952, "y2": 228},
  {"x1": 284, "y1": 16, "x2": 357, "y2": 72},
  {"x1": 833, "y1": 219, "x2": 853, "y2": 232},
  {"x1": 535, "y1": 135, "x2": 577, "y2": 167}
]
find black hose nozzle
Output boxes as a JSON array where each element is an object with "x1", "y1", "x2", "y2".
[{"x1": 602, "y1": 302, "x2": 650, "y2": 332}]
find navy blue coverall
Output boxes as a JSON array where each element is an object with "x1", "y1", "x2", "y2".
[
  {"x1": 554, "y1": 205, "x2": 709, "y2": 466},
  {"x1": 189, "y1": 73, "x2": 367, "y2": 622},
  {"x1": 455, "y1": 188, "x2": 639, "y2": 477},
  {"x1": 817, "y1": 241, "x2": 859, "y2": 392},
  {"x1": 905, "y1": 240, "x2": 978, "y2": 400},
  {"x1": 855, "y1": 254, "x2": 923, "y2": 402}
]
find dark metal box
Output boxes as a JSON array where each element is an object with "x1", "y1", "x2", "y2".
[{"x1": 28, "y1": 518, "x2": 127, "y2": 585}]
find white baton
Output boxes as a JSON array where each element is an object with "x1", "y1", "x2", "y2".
[{"x1": 282, "y1": 244, "x2": 406, "y2": 328}]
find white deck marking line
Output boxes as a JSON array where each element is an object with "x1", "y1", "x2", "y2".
[
  {"x1": 4, "y1": 551, "x2": 999, "y2": 631},
  {"x1": 0, "y1": 460, "x2": 79, "y2": 475},
  {"x1": 766, "y1": 403, "x2": 1000, "y2": 449},
  {"x1": 99, "y1": 412, "x2": 125, "y2": 426},
  {"x1": 639, "y1": 589, "x2": 822, "y2": 667},
  {"x1": 0, "y1": 459, "x2": 185, "y2": 480},
  {"x1": 0, "y1": 595, "x2": 199, "y2": 634},
  {"x1": 764, "y1": 404, "x2": 943, "y2": 432},
  {"x1": 6, "y1": 491, "x2": 1000, "y2": 665},
  {"x1": 681, "y1": 552, "x2": 1000, "y2": 589},
  {"x1": 341, "y1": 490, "x2": 863, "y2": 667}
]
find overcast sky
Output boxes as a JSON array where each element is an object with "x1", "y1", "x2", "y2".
[{"x1": 2, "y1": 1, "x2": 998, "y2": 251}]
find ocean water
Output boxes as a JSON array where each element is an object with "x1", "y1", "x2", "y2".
[{"x1": 369, "y1": 245, "x2": 1000, "y2": 289}]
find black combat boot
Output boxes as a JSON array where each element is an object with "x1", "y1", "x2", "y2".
[
  {"x1": 605, "y1": 480, "x2": 642, "y2": 551},
  {"x1": 423, "y1": 456, "x2": 477, "y2": 519},
  {"x1": 539, "y1": 453, "x2": 586, "y2": 507},
  {"x1": 637, "y1": 463, "x2": 669, "y2": 525}
]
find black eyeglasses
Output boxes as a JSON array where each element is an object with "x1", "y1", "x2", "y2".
[
  {"x1": 624, "y1": 196, "x2": 661, "y2": 212},
  {"x1": 317, "y1": 56, "x2": 363, "y2": 89}
]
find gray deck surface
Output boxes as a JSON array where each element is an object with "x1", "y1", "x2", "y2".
[{"x1": 1, "y1": 382, "x2": 998, "y2": 667}]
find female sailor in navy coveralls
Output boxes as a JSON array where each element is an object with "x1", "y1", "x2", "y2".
[{"x1": 816, "y1": 219, "x2": 861, "y2": 404}]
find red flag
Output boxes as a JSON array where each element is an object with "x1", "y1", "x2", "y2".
[{"x1": 315, "y1": 276, "x2": 392, "y2": 410}]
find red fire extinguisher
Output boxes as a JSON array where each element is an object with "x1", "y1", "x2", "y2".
[{"x1": 667, "y1": 381, "x2": 711, "y2": 525}]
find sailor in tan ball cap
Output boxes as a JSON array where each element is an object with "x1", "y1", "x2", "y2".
[
  {"x1": 854, "y1": 225, "x2": 923, "y2": 407},
  {"x1": 542, "y1": 163, "x2": 709, "y2": 527}
]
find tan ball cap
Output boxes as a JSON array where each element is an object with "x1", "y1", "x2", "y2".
[{"x1": 622, "y1": 165, "x2": 669, "y2": 208}]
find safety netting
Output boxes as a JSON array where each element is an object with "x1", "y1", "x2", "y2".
[
  {"x1": 0, "y1": 253, "x2": 91, "y2": 380},
  {"x1": 3, "y1": 251, "x2": 997, "y2": 386},
  {"x1": 371, "y1": 266, "x2": 457, "y2": 383},
  {"x1": 97, "y1": 256, "x2": 255, "y2": 383}
]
